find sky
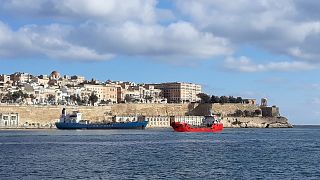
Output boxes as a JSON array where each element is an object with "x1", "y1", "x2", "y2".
[{"x1": 1, "y1": 0, "x2": 320, "y2": 125}]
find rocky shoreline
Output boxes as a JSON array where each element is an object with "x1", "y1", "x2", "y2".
[{"x1": 222, "y1": 116, "x2": 293, "y2": 128}]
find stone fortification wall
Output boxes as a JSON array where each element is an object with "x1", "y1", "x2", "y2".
[
  {"x1": 0, "y1": 105, "x2": 112, "y2": 126},
  {"x1": 0, "y1": 104, "x2": 190, "y2": 126},
  {"x1": 187, "y1": 103, "x2": 260, "y2": 116},
  {"x1": 110, "y1": 104, "x2": 189, "y2": 116},
  {"x1": 0, "y1": 103, "x2": 290, "y2": 128}
]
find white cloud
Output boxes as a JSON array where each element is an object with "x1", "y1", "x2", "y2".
[
  {"x1": 0, "y1": 0, "x2": 232, "y2": 61},
  {"x1": 0, "y1": 22, "x2": 113, "y2": 60},
  {"x1": 68, "y1": 21, "x2": 232, "y2": 58},
  {"x1": 176, "y1": 0, "x2": 320, "y2": 62},
  {"x1": 224, "y1": 56, "x2": 316, "y2": 72},
  {"x1": 1, "y1": 0, "x2": 320, "y2": 69},
  {"x1": 0, "y1": 20, "x2": 231, "y2": 61},
  {"x1": 0, "y1": 0, "x2": 158, "y2": 24}
]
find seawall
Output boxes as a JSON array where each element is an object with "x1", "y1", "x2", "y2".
[{"x1": 0, "y1": 103, "x2": 292, "y2": 128}]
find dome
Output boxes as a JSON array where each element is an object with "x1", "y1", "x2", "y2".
[{"x1": 50, "y1": 71, "x2": 61, "y2": 79}]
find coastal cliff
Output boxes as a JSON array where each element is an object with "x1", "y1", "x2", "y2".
[{"x1": 0, "y1": 103, "x2": 293, "y2": 128}]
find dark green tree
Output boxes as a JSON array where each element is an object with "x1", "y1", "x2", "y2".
[
  {"x1": 29, "y1": 94, "x2": 35, "y2": 100},
  {"x1": 3, "y1": 92, "x2": 12, "y2": 103},
  {"x1": 125, "y1": 95, "x2": 135, "y2": 103},
  {"x1": 11, "y1": 90, "x2": 25, "y2": 102},
  {"x1": 69, "y1": 95, "x2": 77, "y2": 104},
  {"x1": 47, "y1": 94, "x2": 55, "y2": 102},
  {"x1": 76, "y1": 95, "x2": 83, "y2": 105},
  {"x1": 210, "y1": 95, "x2": 220, "y2": 103},
  {"x1": 229, "y1": 96, "x2": 237, "y2": 103},
  {"x1": 99, "y1": 100, "x2": 107, "y2": 104},
  {"x1": 145, "y1": 95, "x2": 153, "y2": 101},
  {"x1": 254, "y1": 109, "x2": 262, "y2": 116},
  {"x1": 219, "y1": 96, "x2": 229, "y2": 104},
  {"x1": 236, "y1": 97, "x2": 243, "y2": 103},
  {"x1": 89, "y1": 93, "x2": 98, "y2": 106}
]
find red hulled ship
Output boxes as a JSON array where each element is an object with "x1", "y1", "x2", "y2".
[{"x1": 170, "y1": 114, "x2": 223, "y2": 132}]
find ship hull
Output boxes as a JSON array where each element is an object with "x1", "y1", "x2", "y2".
[
  {"x1": 55, "y1": 121, "x2": 148, "y2": 130},
  {"x1": 171, "y1": 122, "x2": 223, "y2": 132}
]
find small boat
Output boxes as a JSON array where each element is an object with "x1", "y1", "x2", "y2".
[
  {"x1": 170, "y1": 114, "x2": 223, "y2": 132},
  {"x1": 55, "y1": 108, "x2": 148, "y2": 130}
]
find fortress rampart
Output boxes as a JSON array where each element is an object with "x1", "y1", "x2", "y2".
[{"x1": 0, "y1": 103, "x2": 292, "y2": 128}]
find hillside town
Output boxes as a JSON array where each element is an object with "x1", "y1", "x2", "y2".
[
  {"x1": 0, "y1": 71, "x2": 203, "y2": 106},
  {"x1": 0, "y1": 71, "x2": 290, "y2": 129}
]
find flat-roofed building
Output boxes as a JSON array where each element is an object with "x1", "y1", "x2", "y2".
[
  {"x1": 32, "y1": 76, "x2": 49, "y2": 85},
  {"x1": 103, "y1": 84, "x2": 118, "y2": 103},
  {"x1": 116, "y1": 83, "x2": 163, "y2": 103},
  {"x1": 143, "y1": 84, "x2": 162, "y2": 103},
  {"x1": 146, "y1": 116, "x2": 171, "y2": 128},
  {"x1": 83, "y1": 84, "x2": 118, "y2": 103},
  {"x1": 146, "y1": 116, "x2": 204, "y2": 128},
  {"x1": 172, "y1": 116, "x2": 204, "y2": 126},
  {"x1": 10, "y1": 72, "x2": 32, "y2": 83},
  {"x1": 70, "y1": 75, "x2": 85, "y2": 84},
  {"x1": 151, "y1": 82, "x2": 201, "y2": 103},
  {"x1": 0, "y1": 113, "x2": 19, "y2": 127}
]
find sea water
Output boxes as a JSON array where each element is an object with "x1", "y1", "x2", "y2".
[{"x1": 0, "y1": 126, "x2": 319, "y2": 179}]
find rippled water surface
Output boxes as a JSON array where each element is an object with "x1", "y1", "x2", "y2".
[{"x1": 0, "y1": 126, "x2": 319, "y2": 179}]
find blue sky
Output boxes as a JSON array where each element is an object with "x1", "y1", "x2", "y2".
[{"x1": 1, "y1": 0, "x2": 320, "y2": 125}]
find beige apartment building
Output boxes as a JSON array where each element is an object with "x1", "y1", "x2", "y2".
[
  {"x1": 83, "y1": 84, "x2": 118, "y2": 103},
  {"x1": 32, "y1": 76, "x2": 49, "y2": 85},
  {"x1": 151, "y1": 82, "x2": 201, "y2": 103}
]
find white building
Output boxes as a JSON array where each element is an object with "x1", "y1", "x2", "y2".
[
  {"x1": 146, "y1": 116, "x2": 205, "y2": 128},
  {"x1": 151, "y1": 82, "x2": 202, "y2": 103},
  {"x1": 146, "y1": 116, "x2": 171, "y2": 128},
  {"x1": 171, "y1": 116, "x2": 204, "y2": 126},
  {"x1": 112, "y1": 116, "x2": 145, "y2": 122},
  {"x1": 0, "y1": 113, "x2": 19, "y2": 127}
]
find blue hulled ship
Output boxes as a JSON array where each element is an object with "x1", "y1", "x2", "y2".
[{"x1": 55, "y1": 108, "x2": 148, "y2": 130}]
